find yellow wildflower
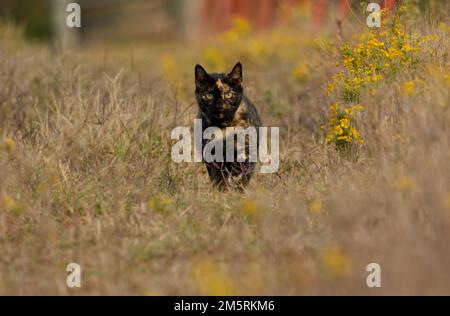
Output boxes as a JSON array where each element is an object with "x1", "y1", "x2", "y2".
[
  {"x1": 334, "y1": 125, "x2": 343, "y2": 136},
  {"x1": 203, "y1": 47, "x2": 226, "y2": 71},
  {"x1": 327, "y1": 82, "x2": 334, "y2": 95},
  {"x1": 308, "y1": 200, "x2": 322, "y2": 214},
  {"x1": 320, "y1": 245, "x2": 350, "y2": 277},
  {"x1": 393, "y1": 133, "x2": 402, "y2": 141},
  {"x1": 4, "y1": 136, "x2": 14, "y2": 153},
  {"x1": 371, "y1": 74, "x2": 383, "y2": 82},
  {"x1": 337, "y1": 135, "x2": 350, "y2": 141},
  {"x1": 443, "y1": 74, "x2": 450, "y2": 84},
  {"x1": 191, "y1": 260, "x2": 235, "y2": 295},
  {"x1": 344, "y1": 107, "x2": 354, "y2": 115},
  {"x1": 401, "y1": 44, "x2": 417, "y2": 53},
  {"x1": 241, "y1": 200, "x2": 257, "y2": 217},
  {"x1": 1, "y1": 195, "x2": 15, "y2": 210},
  {"x1": 222, "y1": 16, "x2": 251, "y2": 44},
  {"x1": 1, "y1": 194, "x2": 23, "y2": 215},
  {"x1": 161, "y1": 54, "x2": 178, "y2": 89},
  {"x1": 248, "y1": 39, "x2": 269, "y2": 57},
  {"x1": 291, "y1": 62, "x2": 308, "y2": 82},
  {"x1": 398, "y1": 176, "x2": 412, "y2": 192},
  {"x1": 403, "y1": 81, "x2": 415, "y2": 95},
  {"x1": 349, "y1": 127, "x2": 360, "y2": 138},
  {"x1": 339, "y1": 118, "x2": 349, "y2": 129},
  {"x1": 148, "y1": 195, "x2": 172, "y2": 213}
]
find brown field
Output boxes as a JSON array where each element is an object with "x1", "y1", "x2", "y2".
[{"x1": 0, "y1": 2, "x2": 450, "y2": 295}]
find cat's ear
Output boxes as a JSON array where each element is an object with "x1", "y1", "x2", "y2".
[
  {"x1": 195, "y1": 64, "x2": 209, "y2": 86},
  {"x1": 227, "y1": 62, "x2": 243, "y2": 86}
]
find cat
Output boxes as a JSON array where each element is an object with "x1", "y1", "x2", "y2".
[{"x1": 194, "y1": 62, "x2": 261, "y2": 189}]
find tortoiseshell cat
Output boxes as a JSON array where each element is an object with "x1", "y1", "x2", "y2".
[{"x1": 195, "y1": 62, "x2": 261, "y2": 189}]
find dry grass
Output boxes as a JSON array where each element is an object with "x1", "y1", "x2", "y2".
[{"x1": 0, "y1": 5, "x2": 450, "y2": 295}]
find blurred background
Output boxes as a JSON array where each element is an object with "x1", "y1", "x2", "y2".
[{"x1": 0, "y1": 0, "x2": 440, "y2": 45}]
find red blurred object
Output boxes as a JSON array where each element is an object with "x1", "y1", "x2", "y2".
[
  {"x1": 199, "y1": 0, "x2": 398, "y2": 33},
  {"x1": 200, "y1": 0, "x2": 278, "y2": 32},
  {"x1": 383, "y1": 0, "x2": 397, "y2": 11}
]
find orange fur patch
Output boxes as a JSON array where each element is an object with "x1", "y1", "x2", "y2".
[{"x1": 216, "y1": 79, "x2": 224, "y2": 90}]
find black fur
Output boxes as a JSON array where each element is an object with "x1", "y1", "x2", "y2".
[{"x1": 195, "y1": 62, "x2": 261, "y2": 189}]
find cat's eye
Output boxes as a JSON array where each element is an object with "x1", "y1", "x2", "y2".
[
  {"x1": 224, "y1": 92, "x2": 234, "y2": 99},
  {"x1": 204, "y1": 93, "x2": 214, "y2": 100}
]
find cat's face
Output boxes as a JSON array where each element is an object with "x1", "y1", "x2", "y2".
[{"x1": 195, "y1": 63, "x2": 243, "y2": 122}]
